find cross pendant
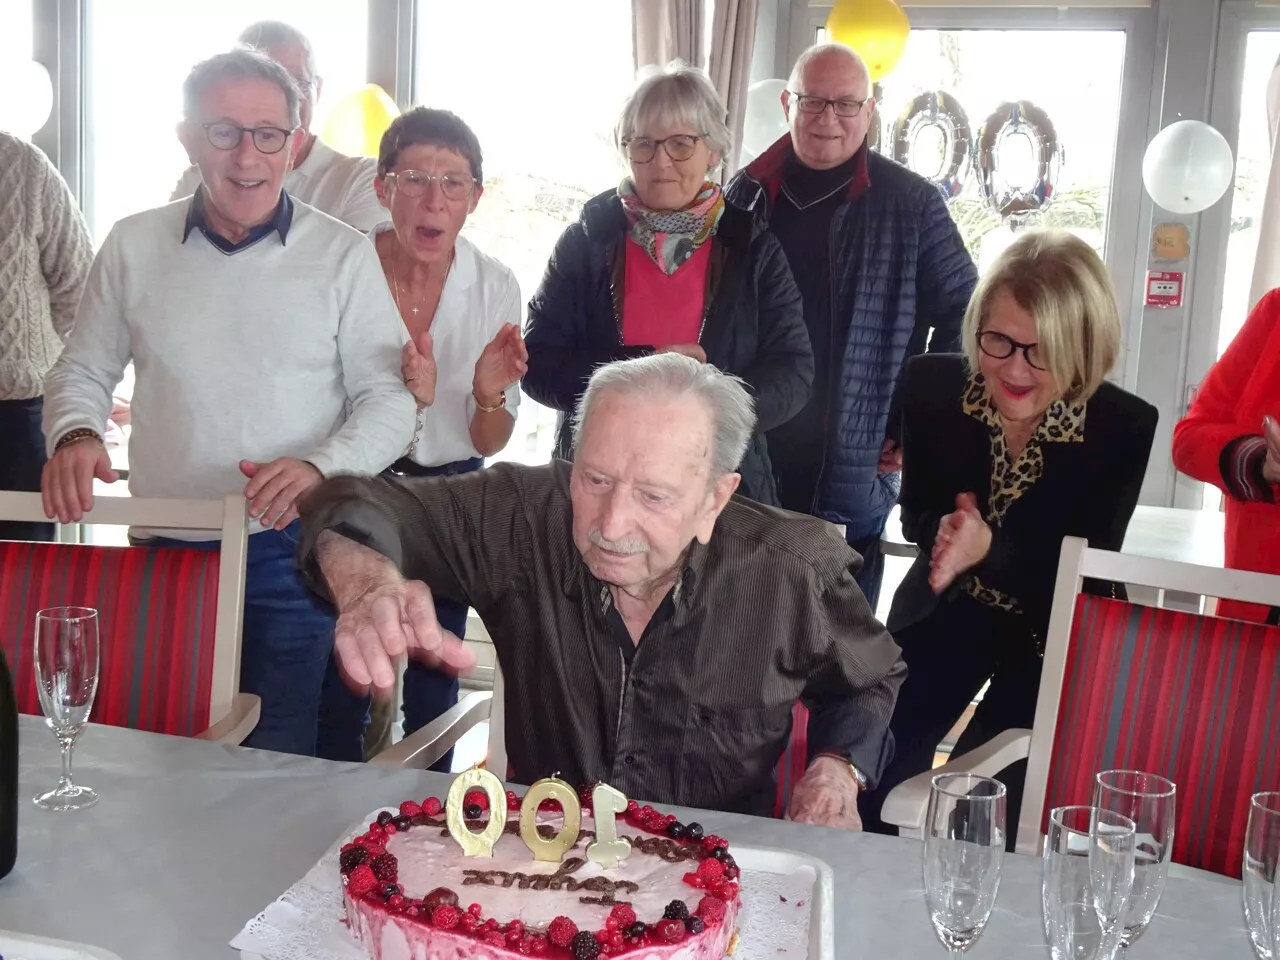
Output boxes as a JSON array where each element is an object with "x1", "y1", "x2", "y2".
[{"x1": 411, "y1": 305, "x2": 420, "y2": 315}]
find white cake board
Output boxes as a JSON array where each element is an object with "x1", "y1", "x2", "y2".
[
  {"x1": 0, "y1": 928, "x2": 124, "y2": 960},
  {"x1": 236, "y1": 840, "x2": 835, "y2": 960}
]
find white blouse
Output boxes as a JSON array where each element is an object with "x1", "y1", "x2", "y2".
[{"x1": 373, "y1": 228, "x2": 523, "y2": 467}]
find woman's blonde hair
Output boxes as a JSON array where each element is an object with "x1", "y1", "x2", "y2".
[{"x1": 962, "y1": 229, "x2": 1121, "y2": 405}]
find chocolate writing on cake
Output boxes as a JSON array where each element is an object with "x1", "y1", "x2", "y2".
[{"x1": 460, "y1": 857, "x2": 641, "y2": 906}]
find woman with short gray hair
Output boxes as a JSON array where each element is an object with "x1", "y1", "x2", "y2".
[{"x1": 523, "y1": 62, "x2": 813, "y2": 505}]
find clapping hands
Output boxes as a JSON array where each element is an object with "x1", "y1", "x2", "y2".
[
  {"x1": 929, "y1": 492, "x2": 993, "y2": 594},
  {"x1": 472, "y1": 323, "x2": 528, "y2": 405},
  {"x1": 402, "y1": 331, "x2": 437, "y2": 407}
]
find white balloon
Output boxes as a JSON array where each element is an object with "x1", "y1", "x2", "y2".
[
  {"x1": 0, "y1": 60, "x2": 53, "y2": 138},
  {"x1": 742, "y1": 78, "x2": 789, "y2": 160},
  {"x1": 1141, "y1": 120, "x2": 1235, "y2": 215}
]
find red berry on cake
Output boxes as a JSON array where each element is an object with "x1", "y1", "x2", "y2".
[
  {"x1": 398, "y1": 800, "x2": 422, "y2": 818},
  {"x1": 656, "y1": 919, "x2": 686, "y2": 943},
  {"x1": 468, "y1": 902, "x2": 483, "y2": 917},
  {"x1": 430, "y1": 904, "x2": 461, "y2": 929},
  {"x1": 422, "y1": 887, "x2": 459, "y2": 912},
  {"x1": 608, "y1": 904, "x2": 637, "y2": 928},
  {"x1": 368, "y1": 853, "x2": 398, "y2": 883},
  {"x1": 459, "y1": 913, "x2": 481, "y2": 934},
  {"x1": 346, "y1": 864, "x2": 378, "y2": 898},
  {"x1": 507, "y1": 790, "x2": 521, "y2": 811},
  {"x1": 464, "y1": 789, "x2": 490, "y2": 811},
  {"x1": 387, "y1": 894, "x2": 406, "y2": 910},
  {"x1": 682, "y1": 872, "x2": 707, "y2": 888},
  {"x1": 422, "y1": 797, "x2": 443, "y2": 816},
  {"x1": 697, "y1": 894, "x2": 729, "y2": 924},
  {"x1": 547, "y1": 915, "x2": 578, "y2": 948},
  {"x1": 696, "y1": 857, "x2": 727, "y2": 882}
]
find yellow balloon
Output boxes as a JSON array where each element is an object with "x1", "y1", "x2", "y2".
[
  {"x1": 824, "y1": 0, "x2": 911, "y2": 83},
  {"x1": 319, "y1": 84, "x2": 401, "y2": 158}
]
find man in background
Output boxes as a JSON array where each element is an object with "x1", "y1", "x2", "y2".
[
  {"x1": 170, "y1": 21, "x2": 385, "y2": 233},
  {"x1": 728, "y1": 43, "x2": 977, "y2": 610}
]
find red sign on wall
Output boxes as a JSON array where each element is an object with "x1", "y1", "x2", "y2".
[{"x1": 1145, "y1": 271, "x2": 1184, "y2": 308}]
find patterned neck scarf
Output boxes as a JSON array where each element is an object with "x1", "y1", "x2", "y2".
[{"x1": 617, "y1": 179, "x2": 726, "y2": 275}]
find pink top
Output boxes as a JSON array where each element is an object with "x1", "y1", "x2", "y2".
[{"x1": 621, "y1": 237, "x2": 710, "y2": 348}]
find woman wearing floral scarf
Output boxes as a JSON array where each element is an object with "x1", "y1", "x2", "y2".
[{"x1": 523, "y1": 64, "x2": 813, "y2": 505}]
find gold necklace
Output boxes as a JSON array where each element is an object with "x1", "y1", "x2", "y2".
[{"x1": 388, "y1": 257, "x2": 422, "y2": 318}]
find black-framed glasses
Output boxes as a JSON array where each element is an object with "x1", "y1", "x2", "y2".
[
  {"x1": 202, "y1": 121, "x2": 296, "y2": 154},
  {"x1": 978, "y1": 330, "x2": 1047, "y2": 371},
  {"x1": 622, "y1": 134, "x2": 707, "y2": 163},
  {"x1": 385, "y1": 169, "x2": 479, "y2": 201},
  {"x1": 786, "y1": 91, "x2": 869, "y2": 118}
]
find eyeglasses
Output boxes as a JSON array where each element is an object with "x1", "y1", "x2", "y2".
[
  {"x1": 622, "y1": 134, "x2": 707, "y2": 163},
  {"x1": 786, "y1": 92, "x2": 869, "y2": 118},
  {"x1": 978, "y1": 330, "x2": 1047, "y2": 371},
  {"x1": 202, "y1": 121, "x2": 296, "y2": 155},
  {"x1": 385, "y1": 170, "x2": 479, "y2": 201}
]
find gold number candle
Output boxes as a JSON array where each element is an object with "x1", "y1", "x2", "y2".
[
  {"x1": 586, "y1": 783, "x2": 632, "y2": 869},
  {"x1": 518, "y1": 777, "x2": 581, "y2": 862},
  {"x1": 445, "y1": 768, "x2": 507, "y2": 858}
]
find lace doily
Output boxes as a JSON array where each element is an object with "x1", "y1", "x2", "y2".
[{"x1": 231, "y1": 808, "x2": 819, "y2": 960}]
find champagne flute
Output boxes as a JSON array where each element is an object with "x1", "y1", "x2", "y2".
[
  {"x1": 1092, "y1": 770, "x2": 1176, "y2": 955},
  {"x1": 1043, "y1": 805, "x2": 1137, "y2": 960},
  {"x1": 1245, "y1": 792, "x2": 1280, "y2": 958},
  {"x1": 923, "y1": 773, "x2": 1006, "y2": 954},
  {"x1": 33, "y1": 607, "x2": 100, "y2": 811}
]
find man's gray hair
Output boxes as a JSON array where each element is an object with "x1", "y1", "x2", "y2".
[
  {"x1": 615, "y1": 61, "x2": 733, "y2": 160},
  {"x1": 788, "y1": 42, "x2": 870, "y2": 92},
  {"x1": 572, "y1": 354, "x2": 756, "y2": 478},
  {"x1": 182, "y1": 47, "x2": 301, "y2": 128},
  {"x1": 239, "y1": 20, "x2": 317, "y2": 79}
]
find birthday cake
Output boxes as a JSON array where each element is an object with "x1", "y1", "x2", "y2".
[{"x1": 338, "y1": 778, "x2": 742, "y2": 960}]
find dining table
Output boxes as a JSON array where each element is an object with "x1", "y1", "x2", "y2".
[{"x1": 0, "y1": 716, "x2": 1249, "y2": 958}]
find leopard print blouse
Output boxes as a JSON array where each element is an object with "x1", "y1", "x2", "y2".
[{"x1": 960, "y1": 373, "x2": 1087, "y2": 613}]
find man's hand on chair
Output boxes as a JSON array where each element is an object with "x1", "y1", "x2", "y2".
[
  {"x1": 42, "y1": 435, "x2": 118, "y2": 523},
  {"x1": 787, "y1": 755, "x2": 863, "y2": 830},
  {"x1": 316, "y1": 531, "x2": 475, "y2": 697}
]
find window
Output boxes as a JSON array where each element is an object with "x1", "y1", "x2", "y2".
[
  {"x1": 816, "y1": 27, "x2": 1126, "y2": 273},
  {"x1": 1215, "y1": 30, "x2": 1280, "y2": 360},
  {"x1": 416, "y1": 0, "x2": 636, "y2": 467},
  {"x1": 0, "y1": 1, "x2": 32, "y2": 60},
  {"x1": 85, "y1": 1, "x2": 369, "y2": 243}
]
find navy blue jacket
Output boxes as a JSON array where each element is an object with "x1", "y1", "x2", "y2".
[
  {"x1": 727, "y1": 136, "x2": 978, "y2": 537},
  {"x1": 522, "y1": 189, "x2": 813, "y2": 505}
]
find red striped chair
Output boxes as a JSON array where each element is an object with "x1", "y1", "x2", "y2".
[
  {"x1": 0, "y1": 492, "x2": 257, "y2": 742},
  {"x1": 883, "y1": 536, "x2": 1280, "y2": 878}
]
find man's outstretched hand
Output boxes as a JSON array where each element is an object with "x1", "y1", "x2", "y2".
[{"x1": 316, "y1": 531, "x2": 475, "y2": 696}]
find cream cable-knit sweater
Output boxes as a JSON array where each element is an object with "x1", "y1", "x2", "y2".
[{"x1": 0, "y1": 132, "x2": 94, "y2": 401}]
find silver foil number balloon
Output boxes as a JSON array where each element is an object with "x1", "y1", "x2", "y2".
[
  {"x1": 890, "y1": 90, "x2": 971, "y2": 201},
  {"x1": 975, "y1": 100, "x2": 1063, "y2": 223}
]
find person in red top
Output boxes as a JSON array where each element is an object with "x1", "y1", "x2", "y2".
[
  {"x1": 1173, "y1": 289, "x2": 1280, "y2": 623},
  {"x1": 523, "y1": 62, "x2": 813, "y2": 506}
]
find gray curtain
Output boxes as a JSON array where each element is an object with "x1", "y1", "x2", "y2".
[
  {"x1": 708, "y1": 0, "x2": 759, "y2": 176},
  {"x1": 632, "y1": 0, "x2": 706, "y2": 71}
]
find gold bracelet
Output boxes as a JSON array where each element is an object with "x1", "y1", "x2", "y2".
[
  {"x1": 473, "y1": 391, "x2": 506, "y2": 414},
  {"x1": 55, "y1": 428, "x2": 104, "y2": 451}
]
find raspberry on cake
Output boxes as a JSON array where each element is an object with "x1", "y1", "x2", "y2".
[{"x1": 340, "y1": 783, "x2": 742, "y2": 960}]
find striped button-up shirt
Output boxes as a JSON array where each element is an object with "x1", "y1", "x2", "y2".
[{"x1": 298, "y1": 460, "x2": 906, "y2": 817}]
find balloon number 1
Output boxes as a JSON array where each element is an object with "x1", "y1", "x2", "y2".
[{"x1": 445, "y1": 770, "x2": 634, "y2": 869}]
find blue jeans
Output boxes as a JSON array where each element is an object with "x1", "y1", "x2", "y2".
[
  {"x1": 143, "y1": 522, "x2": 334, "y2": 755},
  {"x1": 0, "y1": 397, "x2": 55, "y2": 542},
  {"x1": 315, "y1": 455, "x2": 478, "y2": 766}
]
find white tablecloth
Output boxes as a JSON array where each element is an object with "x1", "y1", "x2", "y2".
[{"x1": 0, "y1": 717, "x2": 1248, "y2": 958}]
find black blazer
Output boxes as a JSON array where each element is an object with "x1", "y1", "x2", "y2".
[
  {"x1": 887, "y1": 354, "x2": 1159, "y2": 637},
  {"x1": 522, "y1": 190, "x2": 814, "y2": 506}
]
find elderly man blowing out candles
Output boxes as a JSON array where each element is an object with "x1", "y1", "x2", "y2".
[{"x1": 296, "y1": 353, "x2": 905, "y2": 829}]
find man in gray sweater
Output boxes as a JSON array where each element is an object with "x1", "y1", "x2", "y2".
[
  {"x1": 0, "y1": 132, "x2": 93, "y2": 542},
  {"x1": 40, "y1": 48, "x2": 414, "y2": 756}
]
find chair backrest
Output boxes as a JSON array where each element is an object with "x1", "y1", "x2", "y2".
[
  {"x1": 487, "y1": 662, "x2": 810, "y2": 817},
  {"x1": 1019, "y1": 536, "x2": 1280, "y2": 877},
  {"x1": 0, "y1": 492, "x2": 248, "y2": 737}
]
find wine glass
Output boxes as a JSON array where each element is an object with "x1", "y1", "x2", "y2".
[
  {"x1": 923, "y1": 773, "x2": 1007, "y2": 954},
  {"x1": 1092, "y1": 770, "x2": 1176, "y2": 955},
  {"x1": 33, "y1": 607, "x2": 100, "y2": 811},
  {"x1": 1244, "y1": 792, "x2": 1280, "y2": 958},
  {"x1": 1042, "y1": 806, "x2": 1137, "y2": 960}
]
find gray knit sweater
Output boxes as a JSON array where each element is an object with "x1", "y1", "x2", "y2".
[{"x1": 0, "y1": 132, "x2": 94, "y2": 400}]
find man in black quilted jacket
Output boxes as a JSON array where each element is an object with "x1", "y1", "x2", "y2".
[{"x1": 727, "y1": 43, "x2": 977, "y2": 611}]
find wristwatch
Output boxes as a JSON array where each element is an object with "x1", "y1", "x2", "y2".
[{"x1": 815, "y1": 751, "x2": 867, "y2": 790}]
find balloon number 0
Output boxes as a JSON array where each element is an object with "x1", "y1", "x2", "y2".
[{"x1": 891, "y1": 91, "x2": 971, "y2": 201}]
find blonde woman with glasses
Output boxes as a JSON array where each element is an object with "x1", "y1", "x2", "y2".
[{"x1": 859, "y1": 230, "x2": 1158, "y2": 843}]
